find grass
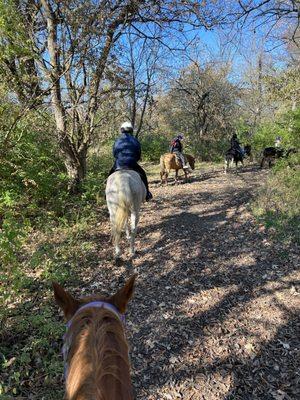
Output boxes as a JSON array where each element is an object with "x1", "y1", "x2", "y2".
[{"x1": 252, "y1": 156, "x2": 300, "y2": 244}]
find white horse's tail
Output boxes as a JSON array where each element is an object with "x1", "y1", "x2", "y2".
[{"x1": 112, "y1": 194, "x2": 130, "y2": 245}]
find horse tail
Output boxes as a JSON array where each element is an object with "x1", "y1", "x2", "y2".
[{"x1": 112, "y1": 194, "x2": 130, "y2": 245}]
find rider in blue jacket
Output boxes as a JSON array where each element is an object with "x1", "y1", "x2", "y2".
[{"x1": 108, "y1": 122, "x2": 153, "y2": 201}]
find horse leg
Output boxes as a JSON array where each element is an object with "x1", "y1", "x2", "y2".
[
  {"x1": 260, "y1": 157, "x2": 265, "y2": 169},
  {"x1": 109, "y1": 212, "x2": 121, "y2": 258},
  {"x1": 224, "y1": 159, "x2": 228, "y2": 174},
  {"x1": 160, "y1": 171, "x2": 165, "y2": 185},
  {"x1": 129, "y1": 212, "x2": 138, "y2": 256},
  {"x1": 175, "y1": 169, "x2": 179, "y2": 184},
  {"x1": 164, "y1": 171, "x2": 169, "y2": 185},
  {"x1": 184, "y1": 169, "x2": 188, "y2": 183}
]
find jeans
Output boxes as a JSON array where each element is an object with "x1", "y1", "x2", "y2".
[{"x1": 173, "y1": 151, "x2": 187, "y2": 166}]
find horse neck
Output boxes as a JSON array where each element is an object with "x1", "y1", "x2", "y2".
[
  {"x1": 186, "y1": 154, "x2": 194, "y2": 167},
  {"x1": 66, "y1": 309, "x2": 133, "y2": 400}
]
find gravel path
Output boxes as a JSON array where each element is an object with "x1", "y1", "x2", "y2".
[{"x1": 86, "y1": 166, "x2": 299, "y2": 400}]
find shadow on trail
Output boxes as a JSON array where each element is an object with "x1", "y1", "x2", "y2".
[
  {"x1": 149, "y1": 163, "x2": 260, "y2": 187},
  {"x1": 126, "y1": 171, "x2": 299, "y2": 399}
]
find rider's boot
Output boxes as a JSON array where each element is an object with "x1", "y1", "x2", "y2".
[{"x1": 146, "y1": 191, "x2": 153, "y2": 201}]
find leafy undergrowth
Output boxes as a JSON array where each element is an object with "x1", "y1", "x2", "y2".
[
  {"x1": 0, "y1": 204, "x2": 107, "y2": 398},
  {"x1": 253, "y1": 154, "x2": 300, "y2": 244},
  {"x1": 0, "y1": 151, "x2": 113, "y2": 398}
]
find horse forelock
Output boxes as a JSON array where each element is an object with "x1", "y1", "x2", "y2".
[{"x1": 66, "y1": 308, "x2": 133, "y2": 400}]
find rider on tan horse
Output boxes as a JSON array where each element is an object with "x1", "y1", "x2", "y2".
[
  {"x1": 170, "y1": 135, "x2": 189, "y2": 169},
  {"x1": 160, "y1": 153, "x2": 195, "y2": 184}
]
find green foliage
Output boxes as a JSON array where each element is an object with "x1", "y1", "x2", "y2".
[
  {"x1": 192, "y1": 137, "x2": 229, "y2": 161},
  {"x1": 253, "y1": 108, "x2": 300, "y2": 243},
  {"x1": 253, "y1": 155, "x2": 300, "y2": 244},
  {"x1": 0, "y1": 0, "x2": 30, "y2": 59},
  {"x1": 0, "y1": 301, "x2": 65, "y2": 398},
  {"x1": 0, "y1": 94, "x2": 114, "y2": 397},
  {"x1": 82, "y1": 149, "x2": 114, "y2": 203},
  {"x1": 140, "y1": 133, "x2": 169, "y2": 162},
  {"x1": 0, "y1": 104, "x2": 65, "y2": 204},
  {"x1": 245, "y1": 108, "x2": 300, "y2": 158},
  {"x1": 0, "y1": 208, "x2": 100, "y2": 397},
  {"x1": 264, "y1": 65, "x2": 300, "y2": 112}
]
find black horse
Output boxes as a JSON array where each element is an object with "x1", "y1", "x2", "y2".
[
  {"x1": 260, "y1": 147, "x2": 297, "y2": 169},
  {"x1": 224, "y1": 144, "x2": 252, "y2": 174}
]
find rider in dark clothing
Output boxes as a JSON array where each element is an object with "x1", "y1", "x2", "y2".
[
  {"x1": 170, "y1": 135, "x2": 188, "y2": 168},
  {"x1": 170, "y1": 136, "x2": 183, "y2": 153},
  {"x1": 108, "y1": 122, "x2": 153, "y2": 201},
  {"x1": 230, "y1": 133, "x2": 244, "y2": 157}
]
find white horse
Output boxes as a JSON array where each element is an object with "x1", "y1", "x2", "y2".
[{"x1": 105, "y1": 170, "x2": 146, "y2": 258}]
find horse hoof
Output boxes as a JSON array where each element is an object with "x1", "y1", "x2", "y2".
[{"x1": 114, "y1": 256, "x2": 122, "y2": 266}]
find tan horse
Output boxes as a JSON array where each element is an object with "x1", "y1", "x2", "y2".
[
  {"x1": 53, "y1": 275, "x2": 136, "y2": 400},
  {"x1": 160, "y1": 153, "x2": 195, "y2": 184}
]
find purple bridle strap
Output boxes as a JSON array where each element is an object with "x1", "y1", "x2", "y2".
[{"x1": 66, "y1": 301, "x2": 126, "y2": 329}]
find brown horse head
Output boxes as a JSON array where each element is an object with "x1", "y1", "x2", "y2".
[
  {"x1": 53, "y1": 275, "x2": 136, "y2": 400},
  {"x1": 186, "y1": 154, "x2": 195, "y2": 170}
]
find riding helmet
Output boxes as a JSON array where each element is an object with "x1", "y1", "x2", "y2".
[{"x1": 121, "y1": 121, "x2": 133, "y2": 133}]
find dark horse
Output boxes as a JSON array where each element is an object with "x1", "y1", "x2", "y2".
[
  {"x1": 224, "y1": 144, "x2": 252, "y2": 174},
  {"x1": 260, "y1": 147, "x2": 296, "y2": 169}
]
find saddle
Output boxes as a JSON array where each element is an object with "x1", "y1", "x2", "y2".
[
  {"x1": 173, "y1": 152, "x2": 186, "y2": 167},
  {"x1": 174, "y1": 152, "x2": 181, "y2": 162},
  {"x1": 115, "y1": 166, "x2": 134, "y2": 171},
  {"x1": 230, "y1": 146, "x2": 242, "y2": 155}
]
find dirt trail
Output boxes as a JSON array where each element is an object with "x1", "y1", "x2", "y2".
[{"x1": 87, "y1": 166, "x2": 299, "y2": 400}]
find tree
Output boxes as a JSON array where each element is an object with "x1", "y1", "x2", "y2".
[
  {"x1": 160, "y1": 61, "x2": 239, "y2": 159},
  {"x1": 231, "y1": 0, "x2": 300, "y2": 36},
  {"x1": 0, "y1": 0, "x2": 222, "y2": 192},
  {"x1": 124, "y1": 29, "x2": 161, "y2": 138}
]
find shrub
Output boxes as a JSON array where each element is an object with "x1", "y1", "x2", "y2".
[
  {"x1": 252, "y1": 108, "x2": 300, "y2": 243},
  {"x1": 140, "y1": 134, "x2": 169, "y2": 162}
]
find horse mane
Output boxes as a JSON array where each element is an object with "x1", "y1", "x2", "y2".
[{"x1": 65, "y1": 308, "x2": 133, "y2": 400}]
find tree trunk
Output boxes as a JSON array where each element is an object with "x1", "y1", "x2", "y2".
[
  {"x1": 64, "y1": 158, "x2": 86, "y2": 194},
  {"x1": 58, "y1": 134, "x2": 88, "y2": 193},
  {"x1": 66, "y1": 148, "x2": 87, "y2": 194}
]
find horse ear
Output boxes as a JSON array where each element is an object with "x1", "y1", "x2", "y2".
[
  {"x1": 111, "y1": 275, "x2": 136, "y2": 313},
  {"x1": 52, "y1": 282, "x2": 79, "y2": 320}
]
